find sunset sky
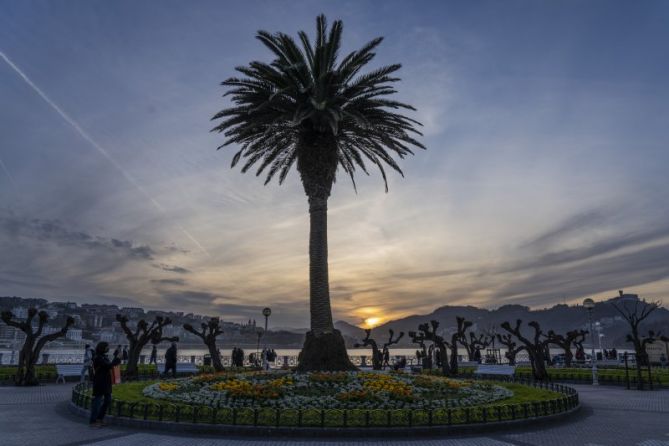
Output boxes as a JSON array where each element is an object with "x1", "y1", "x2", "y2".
[{"x1": 1, "y1": 1, "x2": 668, "y2": 328}]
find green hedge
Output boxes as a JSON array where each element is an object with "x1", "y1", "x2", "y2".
[
  {"x1": 72, "y1": 379, "x2": 576, "y2": 428},
  {"x1": 514, "y1": 366, "x2": 669, "y2": 385}
]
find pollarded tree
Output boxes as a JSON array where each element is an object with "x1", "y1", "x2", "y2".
[
  {"x1": 445, "y1": 316, "x2": 473, "y2": 375},
  {"x1": 183, "y1": 318, "x2": 225, "y2": 371},
  {"x1": 501, "y1": 320, "x2": 550, "y2": 380},
  {"x1": 496, "y1": 333, "x2": 524, "y2": 366},
  {"x1": 546, "y1": 329, "x2": 587, "y2": 368},
  {"x1": 461, "y1": 332, "x2": 492, "y2": 362},
  {"x1": 414, "y1": 321, "x2": 450, "y2": 375},
  {"x1": 408, "y1": 329, "x2": 431, "y2": 369},
  {"x1": 1, "y1": 309, "x2": 74, "y2": 386},
  {"x1": 611, "y1": 296, "x2": 661, "y2": 367},
  {"x1": 116, "y1": 314, "x2": 177, "y2": 377},
  {"x1": 355, "y1": 328, "x2": 403, "y2": 370},
  {"x1": 211, "y1": 15, "x2": 425, "y2": 371},
  {"x1": 354, "y1": 329, "x2": 382, "y2": 369}
]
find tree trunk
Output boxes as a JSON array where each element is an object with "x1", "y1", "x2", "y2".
[
  {"x1": 298, "y1": 196, "x2": 355, "y2": 371},
  {"x1": 466, "y1": 346, "x2": 476, "y2": 362},
  {"x1": 449, "y1": 344, "x2": 458, "y2": 376},
  {"x1": 564, "y1": 347, "x2": 573, "y2": 368},
  {"x1": 125, "y1": 342, "x2": 141, "y2": 378},
  {"x1": 207, "y1": 342, "x2": 224, "y2": 372},
  {"x1": 307, "y1": 196, "x2": 333, "y2": 333},
  {"x1": 439, "y1": 346, "x2": 450, "y2": 375},
  {"x1": 16, "y1": 338, "x2": 39, "y2": 386},
  {"x1": 532, "y1": 349, "x2": 548, "y2": 380}
]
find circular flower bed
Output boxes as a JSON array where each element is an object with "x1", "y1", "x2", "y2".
[{"x1": 143, "y1": 371, "x2": 513, "y2": 410}]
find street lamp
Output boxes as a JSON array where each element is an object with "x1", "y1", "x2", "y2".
[
  {"x1": 595, "y1": 322, "x2": 604, "y2": 358},
  {"x1": 255, "y1": 328, "x2": 263, "y2": 365},
  {"x1": 583, "y1": 298, "x2": 599, "y2": 385},
  {"x1": 262, "y1": 307, "x2": 272, "y2": 344},
  {"x1": 261, "y1": 308, "x2": 271, "y2": 370}
]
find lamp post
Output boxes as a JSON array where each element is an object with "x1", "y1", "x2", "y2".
[
  {"x1": 583, "y1": 298, "x2": 599, "y2": 385},
  {"x1": 255, "y1": 329, "x2": 263, "y2": 366},
  {"x1": 262, "y1": 307, "x2": 272, "y2": 349},
  {"x1": 595, "y1": 322, "x2": 604, "y2": 358}
]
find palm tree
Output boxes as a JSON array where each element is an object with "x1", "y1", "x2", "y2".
[{"x1": 211, "y1": 15, "x2": 425, "y2": 371}]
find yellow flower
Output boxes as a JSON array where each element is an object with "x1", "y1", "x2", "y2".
[{"x1": 158, "y1": 382, "x2": 179, "y2": 392}]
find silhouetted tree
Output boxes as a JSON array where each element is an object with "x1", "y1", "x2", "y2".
[
  {"x1": 1, "y1": 309, "x2": 74, "y2": 385},
  {"x1": 546, "y1": 329, "x2": 588, "y2": 368},
  {"x1": 183, "y1": 318, "x2": 225, "y2": 372},
  {"x1": 355, "y1": 328, "x2": 403, "y2": 370},
  {"x1": 496, "y1": 333, "x2": 524, "y2": 365},
  {"x1": 611, "y1": 296, "x2": 661, "y2": 367},
  {"x1": 462, "y1": 332, "x2": 492, "y2": 362},
  {"x1": 212, "y1": 15, "x2": 425, "y2": 371},
  {"x1": 413, "y1": 320, "x2": 449, "y2": 375},
  {"x1": 443, "y1": 316, "x2": 473, "y2": 375},
  {"x1": 116, "y1": 314, "x2": 177, "y2": 377},
  {"x1": 408, "y1": 329, "x2": 431, "y2": 369},
  {"x1": 501, "y1": 320, "x2": 550, "y2": 380}
]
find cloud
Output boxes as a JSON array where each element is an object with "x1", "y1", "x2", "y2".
[
  {"x1": 0, "y1": 215, "x2": 155, "y2": 260},
  {"x1": 155, "y1": 264, "x2": 191, "y2": 274},
  {"x1": 519, "y1": 209, "x2": 613, "y2": 250},
  {"x1": 151, "y1": 278, "x2": 187, "y2": 286}
]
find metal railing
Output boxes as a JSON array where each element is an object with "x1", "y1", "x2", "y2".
[{"x1": 71, "y1": 378, "x2": 579, "y2": 428}]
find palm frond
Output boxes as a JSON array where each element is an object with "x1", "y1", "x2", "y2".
[{"x1": 212, "y1": 15, "x2": 425, "y2": 193}]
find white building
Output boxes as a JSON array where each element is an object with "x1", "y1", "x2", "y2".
[
  {"x1": 11, "y1": 307, "x2": 28, "y2": 319},
  {"x1": 66, "y1": 328, "x2": 83, "y2": 341}
]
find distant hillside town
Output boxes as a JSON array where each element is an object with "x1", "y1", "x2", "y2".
[
  {"x1": 0, "y1": 296, "x2": 305, "y2": 351},
  {"x1": 1, "y1": 290, "x2": 667, "y2": 357}
]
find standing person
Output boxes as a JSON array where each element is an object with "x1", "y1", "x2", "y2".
[
  {"x1": 113, "y1": 345, "x2": 121, "y2": 359},
  {"x1": 81, "y1": 344, "x2": 93, "y2": 382},
  {"x1": 382, "y1": 347, "x2": 390, "y2": 370},
  {"x1": 262, "y1": 349, "x2": 270, "y2": 371},
  {"x1": 89, "y1": 342, "x2": 120, "y2": 427},
  {"x1": 164, "y1": 342, "x2": 177, "y2": 378},
  {"x1": 122, "y1": 346, "x2": 129, "y2": 364},
  {"x1": 149, "y1": 344, "x2": 157, "y2": 365}
]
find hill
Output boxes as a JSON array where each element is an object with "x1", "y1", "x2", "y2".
[{"x1": 336, "y1": 292, "x2": 669, "y2": 348}]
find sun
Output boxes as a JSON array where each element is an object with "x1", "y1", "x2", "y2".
[{"x1": 363, "y1": 317, "x2": 382, "y2": 328}]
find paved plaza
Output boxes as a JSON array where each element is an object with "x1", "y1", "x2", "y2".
[{"x1": 1, "y1": 383, "x2": 668, "y2": 446}]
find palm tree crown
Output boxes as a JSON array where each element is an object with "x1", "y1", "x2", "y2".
[{"x1": 211, "y1": 14, "x2": 425, "y2": 195}]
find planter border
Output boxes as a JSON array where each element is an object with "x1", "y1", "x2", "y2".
[{"x1": 69, "y1": 378, "x2": 581, "y2": 437}]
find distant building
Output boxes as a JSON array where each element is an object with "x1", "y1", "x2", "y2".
[
  {"x1": 611, "y1": 290, "x2": 640, "y2": 304},
  {"x1": 646, "y1": 339, "x2": 668, "y2": 363},
  {"x1": 97, "y1": 331, "x2": 116, "y2": 343},
  {"x1": 121, "y1": 307, "x2": 144, "y2": 318},
  {"x1": 10, "y1": 307, "x2": 28, "y2": 319},
  {"x1": 66, "y1": 328, "x2": 83, "y2": 341},
  {"x1": 0, "y1": 324, "x2": 24, "y2": 342}
]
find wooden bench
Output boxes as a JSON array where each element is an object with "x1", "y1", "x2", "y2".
[
  {"x1": 56, "y1": 364, "x2": 84, "y2": 383},
  {"x1": 158, "y1": 362, "x2": 199, "y2": 375},
  {"x1": 474, "y1": 364, "x2": 516, "y2": 378}
]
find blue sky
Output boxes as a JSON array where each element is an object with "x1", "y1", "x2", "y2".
[{"x1": 1, "y1": 0, "x2": 668, "y2": 327}]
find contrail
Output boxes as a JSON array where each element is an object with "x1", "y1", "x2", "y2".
[
  {"x1": 0, "y1": 156, "x2": 17, "y2": 189},
  {"x1": 0, "y1": 51, "x2": 210, "y2": 257}
]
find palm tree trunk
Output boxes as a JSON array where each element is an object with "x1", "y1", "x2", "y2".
[
  {"x1": 297, "y1": 195, "x2": 356, "y2": 371},
  {"x1": 308, "y1": 196, "x2": 334, "y2": 333}
]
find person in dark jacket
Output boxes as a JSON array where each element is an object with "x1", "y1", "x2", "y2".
[
  {"x1": 89, "y1": 342, "x2": 121, "y2": 427},
  {"x1": 149, "y1": 344, "x2": 157, "y2": 364},
  {"x1": 164, "y1": 342, "x2": 177, "y2": 377},
  {"x1": 122, "y1": 346, "x2": 129, "y2": 364}
]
